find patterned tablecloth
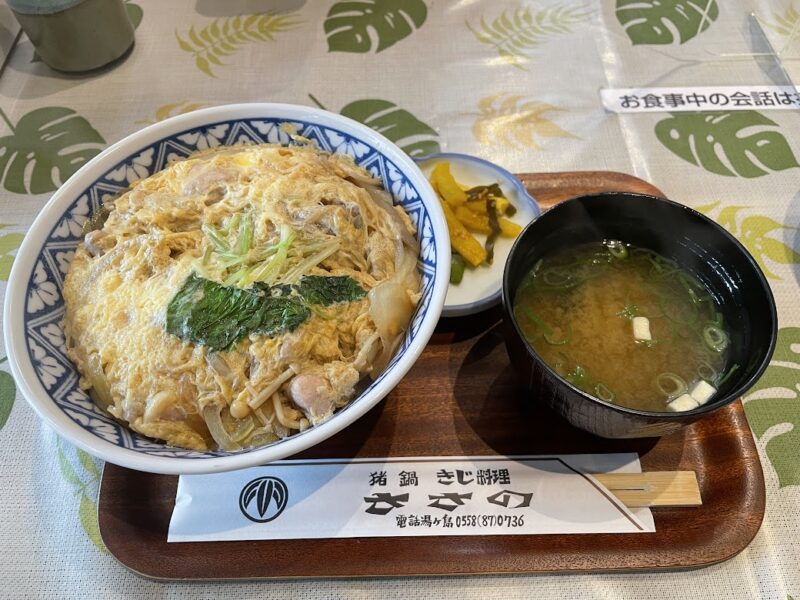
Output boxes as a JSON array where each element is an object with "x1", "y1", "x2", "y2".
[{"x1": 0, "y1": 1, "x2": 798, "y2": 598}]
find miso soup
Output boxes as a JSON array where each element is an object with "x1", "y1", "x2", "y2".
[{"x1": 513, "y1": 240, "x2": 736, "y2": 412}]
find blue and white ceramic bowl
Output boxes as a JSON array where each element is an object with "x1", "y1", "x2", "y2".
[{"x1": 3, "y1": 104, "x2": 450, "y2": 475}]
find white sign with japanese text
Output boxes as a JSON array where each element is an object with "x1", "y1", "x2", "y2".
[
  {"x1": 168, "y1": 454, "x2": 655, "y2": 541},
  {"x1": 601, "y1": 85, "x2": 800, "y2": 113}
]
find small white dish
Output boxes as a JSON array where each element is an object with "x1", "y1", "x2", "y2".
[{"x1": 415, "y1": 153, "x2": 540, "y2": 317}]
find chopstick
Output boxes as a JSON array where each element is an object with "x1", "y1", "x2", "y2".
[{"x1": 593, "y1": 471, "x2": 702, "y2": 508}]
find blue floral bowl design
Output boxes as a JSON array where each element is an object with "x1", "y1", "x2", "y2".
[{"x1": 3, "y1": 104, "x2": 449, "y2": 474}]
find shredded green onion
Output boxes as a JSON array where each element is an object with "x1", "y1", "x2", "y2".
[
  {"x1": 544, "y1": 324, "x2": 572, "y2": 346},
  {"x1": 283, "y1": 239, "x2": 341, "y2": 284},
  {"x1": 703, "y1": 324, "x2": 729, "y2": 352},
  {"x1": 565, "y1": 365, "x2": 589, "y2": 390},
  {"x1": 636, "y1": 338, "x2": 659, "y2": 348},
  {"x1": 553, "y1": 351, "x2": 570, "y2": 376},
  {"x1": 245, "y1": 223, "x2": 296, "y2": 285},
  {"x1": 202, "y1": 222, "x2": 230, "y2": 252},
  {"x1": 660, "y1": 295, "x2": 699, "y2": 325},
  {"x1": 686, "y1": 286, "x2": 710, "y2": 306},
  {"x1": 697, "y1": 361, "x2": 717, "y2": 382},
  {"x1": 594, "y1": 383, "x2": 616, "y2": 403},
  {"x1": 233, "y1": 212, "x2": 253, "y2": 255},
  {"x1": 523, "y1": 308, "x2": 553, "y2": 337},
  {"x1": 541, "y1": 269, "x2": 575, "y2": 287},
  {"x1": 616, "y1": 303, "x2": 638, "y2": 320},
  {"x1": 656, "y1": 372, "x2": 687, "y2": 398},
  {"x1": 604, "y1": 240, "x2": 628, "y2": 259},
  {"x1": 715, "y1": 363, "x2": 740, "y2": 387}
]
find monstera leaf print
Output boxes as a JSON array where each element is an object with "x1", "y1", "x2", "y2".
[
  {"x1": 0, "y1": 356, "x2": 15, "y2": 432},
  {"x1": 744, "y1": 327, "x2": 800, "y2": 488},
  {"x1": 57, "y1": 437, "x2": 107, "y2": 552},
  {"x1": 125, "y1": 0, "x2": 143, "y2": 29},
  {"x1": 467, "y1": 3, "x2": 590, "y2": 68},
  {"x1": 309, "y1": 94, "x2": 440, "y2": 157},
  {"x1": 616, "y1": 0, "x2": 719, "y2": 45},
  {"x1": 471, "y1": 94, "x2": 576, "y2": 149},
  {"x1": 0, "y1": 225, "x2": 24, "y2": 280},
  {"x1": 655, "y1": 111, "x2": 799, "y2": 177},
  {"x1": 324, "y1": 0, "x2": 427, "y2": 53},
  {"x1": 0, "y1": 107, "x2": 105, "y2": 194},
  {"x1": 696, "y1": 203, "x2": 800, "y2": 280},
  {"x1": 176, "y1": 13, "x2": 302, "y2": 77}
]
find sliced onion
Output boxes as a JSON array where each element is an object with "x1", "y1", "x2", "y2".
[
  {"x1": 243, "y1": 428, "x2": 279, "y2": 448},
  {"x1": 368, "y1": 280, "x2": 414, "y2": 377},
  {"x1": 364, "y1": 185, "x2": 418, "y2": 252},
  {"x1": 353, "y1": 331, "x2": 381, "y2": 372},
  {"x1": 85, "y1": 354, "x2": 113, "y2": 410},
  {"x1": 201, "y1": 404, "x2": 241, "y2": 451},
  {"x1": 206, "y1": 353, "x2": 236, "y2": 388},
  {"x1": 230, "y1": 415, "x2": 256, "y2": 443}
]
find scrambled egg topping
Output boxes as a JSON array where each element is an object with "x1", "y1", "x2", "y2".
[{"x1": 63, "y1": 144, "x2": 420, "y2": 451}]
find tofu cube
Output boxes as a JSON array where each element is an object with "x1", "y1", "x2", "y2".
[
  {"x1": 667, "y1": 393, "x2": 700, "y2": 412},
  {"x1": 689, "y1": 380, "x2": 717, "y2": 406},
  {"x1": 632, "y1": 316, "x2": 652, "y2": 341}
]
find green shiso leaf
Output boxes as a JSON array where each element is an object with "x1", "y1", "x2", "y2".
[
  {"x1": 295, "y1": 275, "x2": 367, "y2": 306},
  {"x1": 166, "y1": 273, "x2": 365, "y2": 351}
]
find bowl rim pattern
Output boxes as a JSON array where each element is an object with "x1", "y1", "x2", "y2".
[{"x1": 3, "y1": 103, "x2": 450, "y2": 474}]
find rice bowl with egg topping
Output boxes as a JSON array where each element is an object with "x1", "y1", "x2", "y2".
[{"x1": 63, "y1": 142, "x2": 421, "y2": 451}]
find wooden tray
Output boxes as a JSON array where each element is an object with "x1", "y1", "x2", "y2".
[{"x1": 98, "y1": 171, "x2": 766, "y2": 579}]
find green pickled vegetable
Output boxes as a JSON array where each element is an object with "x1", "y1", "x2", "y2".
[
  {"x1": 484, "y1": 196, "x2": 501, "y2": 264},
  {"x1": 450, "y1": 254, "x2": 466, "y2": 284}
]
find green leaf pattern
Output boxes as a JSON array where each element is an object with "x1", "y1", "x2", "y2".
[
  {"x1": 467, "y1": 3, "x2": 591, "y2": 69},
  {"x1": 310, "y1": 94, "x2": 440, "y2": 157},
  {"x1": 125, "y1": 0, "x2": 144, "y2": 29},
  {"x1": 0, "y1": 357, "x2": 15, "y2": 432},
  {"x1": 763, "y1": 5, "x2": 800, "y2": 38},
  {"x1": 616, "y1": 0, "x2": 719, "y2": 45},
  {"x1": 655, "y1": 111, "x2": 799, "y2": 178},
  {"x1": 340, "y1": 99, "x2": 440, "y2": 157},
  {"x1": 695, "y1": 203, "x2": 800, "y2": 279},
  {"x1": 743, "y1": 327, "x2": 800, "y2": 489},
  {"x1": 56, "y1": 438, "x2": 107, "y2": 553},
  {"x1": 0, "y1": 225, "x2": 24, "y2": 281},
  {"x1": 176, "y1": 13, "x2": 302, "y2": 77},
  {"x1": 1, "y1": 3, "x2": 800, "y2": 585},
  {"x1": 325, "y1": 0, "x2": 427, "y2": 53},
  {"x1": 0, "y1": 107, "x2": 105, "y2": 194}
]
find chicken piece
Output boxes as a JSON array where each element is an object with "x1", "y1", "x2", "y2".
[
  {"x1": 182, "y1": 162, "x2": 238, "y2": 195},
  {"x1": 289, "y1": 373, "x2": 335, "y2": 424}
]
